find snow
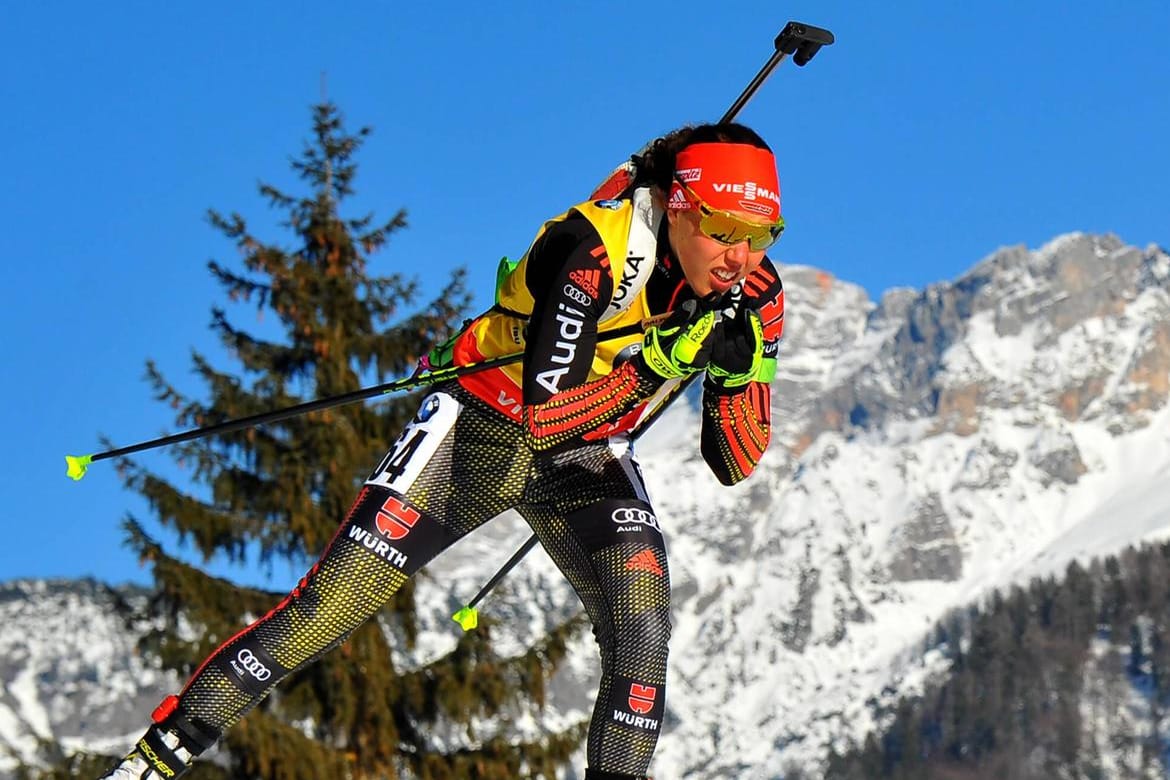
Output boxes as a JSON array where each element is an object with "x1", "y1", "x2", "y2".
[{"x1": 1017, "y1": 409, "x2": 1170, "y2": 583}]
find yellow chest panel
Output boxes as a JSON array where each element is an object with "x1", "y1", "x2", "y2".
[{"x1": 459, "y1": 196, "x2": 654, "y2": 387}]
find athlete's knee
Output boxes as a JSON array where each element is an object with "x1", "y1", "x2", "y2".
[
  {"x1": 561, "y1": 498, "x2": 672, "y2": 652},
  {"x1": 210, "y1": 633, "x2": 290, "y2": 700},
  {"x1": 616, "y1": 607, "x2": 672, "y2": 654}
]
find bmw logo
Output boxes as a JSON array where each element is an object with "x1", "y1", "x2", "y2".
[{"x1": 417, "y1": 395, "x2": 441, "y2": 422}]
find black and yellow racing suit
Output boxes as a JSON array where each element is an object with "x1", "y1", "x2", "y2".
[{"x1": 152, "y1": 193, "x2": 784, "y2": 780}]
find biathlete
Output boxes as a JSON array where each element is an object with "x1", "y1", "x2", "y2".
[{"x1": 103, "y1": 121, "x2": 786, "y2": 780}]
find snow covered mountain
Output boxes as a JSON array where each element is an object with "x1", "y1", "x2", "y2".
[
  {"x1": 0, "y1": 580, "x2": 178, "y2": 775},
  {"x1": 2, "y1": 232, "x2": 1169, "y2": 779}
]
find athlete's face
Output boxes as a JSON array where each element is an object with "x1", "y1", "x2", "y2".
[{"x1": 666, "y1": 207, "x2": 766, "y2": 297}]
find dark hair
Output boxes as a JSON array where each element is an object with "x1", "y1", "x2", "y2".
[{"x1": 632, "y1": 122, "x2": 772, "y2": 192}]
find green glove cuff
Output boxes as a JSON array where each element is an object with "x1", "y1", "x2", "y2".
[
  {"x1": 707, "y1": 364, "x2": 754, "y2": 388},
  {"x1": 707, "y1": 355, "x2": 776, "y2": 389},
  {"x1": 756, "y1": 356, "x2": 777, "y2": 384}
]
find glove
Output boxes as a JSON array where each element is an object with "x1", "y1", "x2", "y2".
[
  {"x1": 638, "y1": 299, "x2": 720, "y2": 380},
  {"x1": 706, "y1": 305, "x2": 766, "y2": 389}
]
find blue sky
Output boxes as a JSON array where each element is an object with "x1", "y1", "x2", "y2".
[{"x1": 2, "y1": 1, "x2": 1167, "y2": 591}]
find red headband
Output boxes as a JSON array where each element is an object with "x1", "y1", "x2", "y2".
[{"x1": 668, "y1": 142, "x2": 781, "y2": 222}]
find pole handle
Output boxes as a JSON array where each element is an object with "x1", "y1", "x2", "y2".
[
  {"x1": 720, "y1": 21, "x2": 834, "y2": 124},
  {"x1": 775, "y1": 21, "x2": 835, "y2": 67}
]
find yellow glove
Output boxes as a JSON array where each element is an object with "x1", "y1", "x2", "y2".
[{"x1": 638, "y1": 299, "x2": 720, "y2": 380}]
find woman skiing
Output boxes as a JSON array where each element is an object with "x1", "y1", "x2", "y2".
[{"x1": 102, "y1": 121, "x2": 786, "y2": 780}]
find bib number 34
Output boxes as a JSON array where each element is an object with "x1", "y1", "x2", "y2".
[{"x1": 366, "y1": 393, "x2": 460, "y2": 494}]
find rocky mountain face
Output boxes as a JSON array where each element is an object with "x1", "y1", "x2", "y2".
[{"x1": 2, "y1": 233, "x2": 1168, "y2": 779}]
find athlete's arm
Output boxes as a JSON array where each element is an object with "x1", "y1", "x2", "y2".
[
  {"x1": 699, "y1": 263, "x2": 784, "y2": 485},
  {"x1": 700, "y1": 380, "x2": 772, "y2": 485},
  {"x1": 519, "y1": 213, "x2": 670, "y2": 450},
  {"x1": 521, "y1": 213, "x2": 614, "y2": 404},
  {"x1": 523, "y1": 358, "x2": 665, "y2": 450}
]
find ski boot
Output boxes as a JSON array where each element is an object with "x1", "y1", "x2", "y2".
[{"x1": 99, "y1": 695, "x2": 219, "y2": 779}]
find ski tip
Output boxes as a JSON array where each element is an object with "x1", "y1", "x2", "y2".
[
  {"x1": 452, "y1": 605, "x2": 479, "y2": 632},
  {"x1": 65, "y1": 454, "x2": 93, "y2": 481}
]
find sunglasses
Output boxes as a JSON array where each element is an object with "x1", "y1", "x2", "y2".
[{"x1": 674, "y1": 177, "x2": 785, "y2": 251}]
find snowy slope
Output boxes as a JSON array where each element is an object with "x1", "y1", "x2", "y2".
[
  {"x1": 1, "y1": 233, "x2": 1168, "y2": 779},
  {"x1": 0, "y1": 581, "x2": 178, "y2": 776}
]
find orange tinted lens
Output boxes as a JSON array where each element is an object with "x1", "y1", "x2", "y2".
[{"x1": 698, "y1": 209, "x2": 785, "y2": 251}]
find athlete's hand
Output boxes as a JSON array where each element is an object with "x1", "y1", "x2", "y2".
[
  {"x1": 638, "y1": 299, "x2": 719, "y2": 380},
  {"x1": 706, "y1": 305, "x2": 765, "y2": 389}
]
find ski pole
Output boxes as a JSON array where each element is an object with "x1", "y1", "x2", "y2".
[
  {"x1": 66, "y1": 318, "x2": 659, "y2": 481},
  {"x1": 451, "y1": 19, "x2": 835, "y2": 631},
  {"x1": 64, "y1": 354, "x2": 521, "y2": 481}
]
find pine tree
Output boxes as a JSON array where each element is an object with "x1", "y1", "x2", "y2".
[{"x1": 44, "y1": 103, "x2": 586, "y2": 779}]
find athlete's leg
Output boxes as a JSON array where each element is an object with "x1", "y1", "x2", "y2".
[
  {"x1": 102, "y1": 391, "x2": 529, "y2": 779},
  {"x1": 519, "y1": 438, "x2": 670, "y2": 780}
]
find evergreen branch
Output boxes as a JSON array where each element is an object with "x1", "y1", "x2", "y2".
[
  {"x1": 209, "y1": 307, "x2": 310, "y2": 378},
  {"x1": 139, "y1": 361, "x2": 270, "y2": 476},
  {"x1": 121, "y1": 515, "x2": 165, "y2": 569},
  {"x1": 143, "y1": 358, "x2": 198, "y2": 418},
  {"x1": 257, "y1": 183, "x2": 296, "y2": 211},
  {"x1": 207, "y1": 260, "x2": 274, "y2": 308},
  {"x1": 357, "y1": 267, "x2": 472, "y2": 378},
  {"x1": 144, "y1": 431, "x2": 339, "y2": 565},
  {"x1": 187, "y1": 351, "x2": 305, "y2": 429},
  {"x1": 207, "y1": 208, "x2": 294, "y2": 282},
  {"x1": 362, "y1": 272, "x2": 419, "y2": 323},
  {"x1": 290, "y1": 103, "x2": 369, "y2": 201},
  {"x1": 353, "y1": 208, "x2": 408, "y2": 255},
  {"x1": 206, "y1": 208, "x2": 246, "y2": 240},
  {"x1": 344, "y1": 212, "x2": 373, "y2": 236},
  {"x1": 121, "y1": 461, "x2": 254, "y2": 561}
]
